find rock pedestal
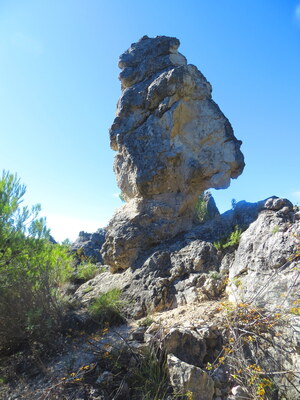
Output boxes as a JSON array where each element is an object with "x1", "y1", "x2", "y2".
[{"x1": 102, "y1": 35, "x2": 244, "y2": 271}]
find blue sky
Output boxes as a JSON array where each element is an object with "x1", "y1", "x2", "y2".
[{"x1": 0, "y1": 0, "x2": 299, "y2": 241}]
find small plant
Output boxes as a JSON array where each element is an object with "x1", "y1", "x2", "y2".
[
  {"x1": 195, "y1": 192, "x2": 210, "y2": 223},
  {"x1": 138, "y1": 315, "x2": 155, "y2": 328},
  {"x1": 272, "y1": 225, "x2": 280, "y2": 234},
  {"x1": 82, "y1": 286, "x2": 93, "y2": 294},
  {"x1": 207, "y1": 301, "x2": 300, "y2": 399},
  {"x1": 208, "y1": 270, "x2": 222, "y2": 281},
  {"x1": 129, "y1": 346, "x2": 170, "y2": 400},
  {"x1": 88, "y1": 288, "x2": 124, "y2": 327},
  {"x1": 214, "y1": 226, "x2": 242, "y2": 251},
  {"x1": 289, "y1": 299, "x2": 300, "y2": 315},
  {"x1": 0, "y1": 376, "x2": 7, "y2": 386},
  {"x1": 119, "y1": 192, "x2": 126, "y2": 202},
  {"x1": 231, "y1": 277, "x2": 242, "y2": 287},
  {"x1": 75, "y1": 262, "x2": 98, "y2": 282}
]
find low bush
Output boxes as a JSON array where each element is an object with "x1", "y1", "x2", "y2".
[
  {"x1": 129, "y1": 346, "x2": 170, "y2": 400},
  {"x1": 0, "y1": 170, "x2": 74, "y2": 355},
  {"x1": 208, "y1": 270, "x2": 222, "y2": 280},
  {"x1": 74, "y1": 261, "x2": 99, "y2": 282},
  {"x1": 206, "y1": 300, "x2": 300, "y2": 399},
  {"x1": 195, "y1": 192, "x2": 210, "y2": 223},
  {"x1": 214, "y1": 225, "x2": 242, "y2": 251},
  {"x1": 88, "y1": 288, "x2": 124, "y2": 327},
  {"x1": 138, "y1": 315, "x2": 155, "y2": 328}
]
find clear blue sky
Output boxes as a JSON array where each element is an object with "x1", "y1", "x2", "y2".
[{"x1": 1, "y1": 0, "x2": 299, "y2": 241}]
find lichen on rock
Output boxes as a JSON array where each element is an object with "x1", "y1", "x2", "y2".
[{"x1": 102, "y1": 35, "x2": 245, "y2": 271}]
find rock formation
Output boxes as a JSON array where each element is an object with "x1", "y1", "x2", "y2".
[
  {"x1": 5, "y1": 197, "x2": 299, "y2": 399},
  {"x1": 102, "y1": 35, "x2": 245, "y2": 271},
  {"x1": 71, "y1": 229, "x2": 106, "y2": 264},
  {"x1": 79, "y1": 197, "x2": 300, "y2": 399}
]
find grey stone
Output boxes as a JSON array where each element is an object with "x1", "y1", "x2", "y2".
[
  {"x1": 203, "y1": 191, "x2": 220, "y2": 220},
  {"x1": 264, "y1": 197, "x2": 293, "y2": 211},
  {"x1": 130, "y1": 326, "x2": 146, "y2": 342},
  {"x1": 227, "y1": 203, "x2": 300, "y2": 311},
  {"x1": 72, "y1": 229, "x2": 106, "y2": 264},
  {"x1": 102, "y1": 35, "x2": 244, "y2": 271},
  {"x1": 163, "y1": 328, "x2": 207, "y2": 367},
  {"x1": 167, "y1": 353, "x2": 215, "y2": 400},
  {"x1": 230, "y1": 385, "x2": 249, "y2": 399},
  {"x1": 96, "y1": 371, "x2": 114, "y2": 385},
  {"x1": 77, "y1": 198, "x2": 284, "y2": 319}
]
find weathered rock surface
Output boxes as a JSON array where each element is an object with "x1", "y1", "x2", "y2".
[
  {"x1": 167, "y1": 353, "x2": 215, "y2": 400},
  {"x1": 71, "y1": 229, "x2": 106, "y2": 264},
  {"x1": 77, "y1": 198, "x2": 271, "y2": 318},
  {"x1": 203, "y1": 191, "x2": 220, "y2": 221},
  {"x1": 102, "y1": 35, "x2": 244, "y2": 271},
  {"x1": 4, "y1": 195, "x2": 300, "y2": 399},
  {"x1": 227, "y1": 197, "x2": 299, "y2": 310},
  {"x1": 72, "y1": 196, "x2": 300, "y2": 399},
  {"x1": 163, "y1": 328, "x2": 207, "y2": 367}
]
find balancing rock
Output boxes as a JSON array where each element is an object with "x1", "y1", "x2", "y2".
[{"x1": 102, "y1": 35, "x2": 244, "y2": 271}]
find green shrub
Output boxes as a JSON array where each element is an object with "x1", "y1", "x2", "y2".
[
  {"x1": 214, "y1": 226, "x2": 242, "y2": 251},
  {"x1": 208, "y1": 270, "x2": 222, "y2": 280},
  {"x1": 119, "y1": 192, "x2": 126, "y2": 202},
  {"x1": 0, "y1": 170, "x2": 74, "y2": 355},
  {"x1": 82, "y1": 286, "x2": 93, "y2": 294},
  {"x1": 138, "y1": 315, "x2": 155, "y2": 328},
  {"x1": 88, "y1": 288, "x2": 124, "y2": 326},
  {"x1": 75, "y1": 262, "x2": 98, "y2": 282},
  {"x1": 129, "y1": 346, "x2": 170, "y2": 400},
  {"x1": 195, "y1": 192, "x2": 209, "y2": 223}
]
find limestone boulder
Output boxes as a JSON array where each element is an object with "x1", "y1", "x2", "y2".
[
  {"x1": 102, "y1": 35, "x2": 244, "y2": 271},
  {"x1": 167, "y1": 353, "x2": 215, "y2": 400},
  {"x1": 163, "y1": 328, "x2": 207, "y2": 367},
  {"x1": 227, "y1": 198, "x2": 300, "y2": 311}
]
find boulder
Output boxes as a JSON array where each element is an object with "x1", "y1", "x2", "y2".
[
  {"x1": 102, "y1": 35, "x2": 244, "y2": 271},
  {"x1": 167, "y1": 353, "x2": 215, "y2": 400},
  {"x1": 163, "y1": 328, "x2": 207, "y2": 367}
]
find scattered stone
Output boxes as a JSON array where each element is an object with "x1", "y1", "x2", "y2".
[
  {"x1": 264, "y1": 197, "x2": 293, "y2": 211},
  {"x1": 230, "y1": 385, "x2": 249, "y2": 399},
  {"x1": 96, "y1": 371, "x2": 114, "y2": 385},
  {"x1": 130, "y1": 326, "x2": 146, "y2": 342}
]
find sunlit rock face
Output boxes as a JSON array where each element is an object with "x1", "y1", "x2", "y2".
[{"x1": 102, "y1": 35, "x2": 245, "y2": 271}]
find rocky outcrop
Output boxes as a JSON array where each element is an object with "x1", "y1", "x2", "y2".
[
  {"x1": 78, "y1": 198, "x2": 284, "y2": 318},
  {"x1": 71, "y1": 229, "x2": 106, "y2": 264},
  {"x1": 167, "y1": 353, "x2": 215, "y2": 400},
  {"x1": 5, "y1": 196, "x2": 299, "y2": 399},
  {"x1": 227, "y1": 197, "x2": 299, "y2": 310},
  {"x1": 102, "y1": 35, "x2": 244, "y2": 271}
]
